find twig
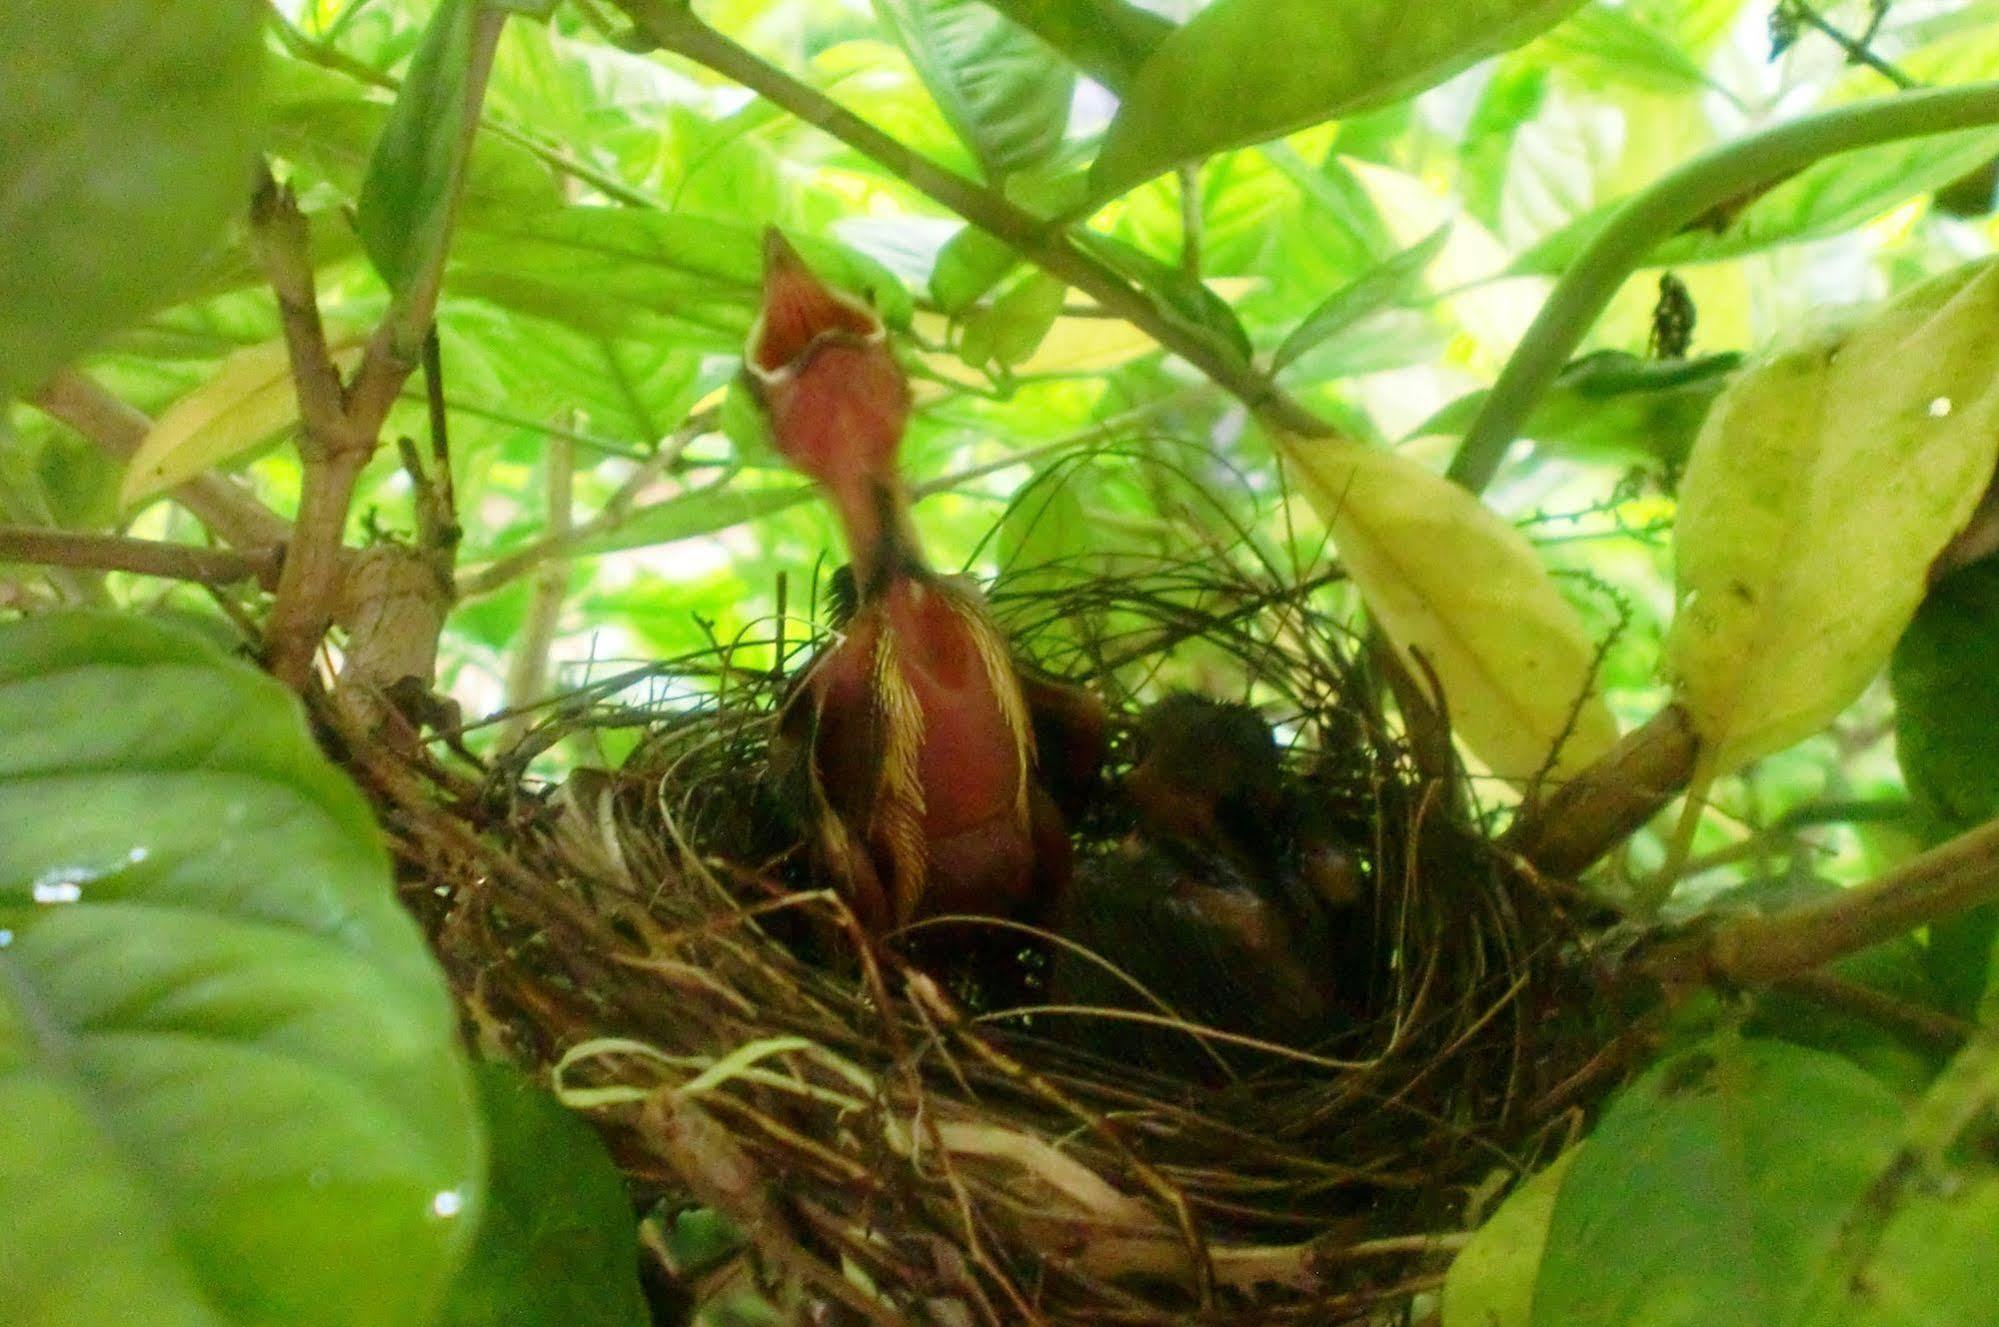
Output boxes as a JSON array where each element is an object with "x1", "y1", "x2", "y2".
[
  {"x1": 458, "y1": 412, "x2": 710, "y2": 597},
  {"x1": 1778, "y1": 972, "x2": 1973, "y2": 1052},
  {"x1": 1787, "y1": 0, "x2": 1918, "y2": 90},
  {"x1": 1177, "y1": 163, "x2": 1202, "y2": 277},
  {"x1": 500, "y1": 434, "x2": 575, "y2": 746},
  {"x1": 30, "y1": 370, "x2": 291, "y2": 552},
  {"x1": 0, "y1": 526, "x2": 279, "y2": 588},
  {"x1": 1642, "y1": 813, "x2": 1999, "y2": 989},
  {"x1": 610, "y1": 0, "x2": 1332, "y2": 441}
]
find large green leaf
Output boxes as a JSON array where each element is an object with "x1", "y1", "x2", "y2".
[
  {"x1": 1092, "y1": 0, "x2": 1587, "y2": 196},
  {"x1": 0, "y1": 0, "x2": 265, "y2": 399},
  {"x1": 437, "y1": 1062, "x2": 646, "y2": 1327},
  {"x1": 976, "y1": 0, "x2": 1170, "y2": 92},
  {"x1": 1532, "y1": 1038, "x2": 1904, "y2": 1327},
  {"x1": 449, "y1": 208, "x2": 911, "y2": 346},
  {"x1": 0, "y1": 614, "x2": 483, "y2": 1327},
  {"x1": 874, "y1": 0, "x2": 1074, "y2": 180}
]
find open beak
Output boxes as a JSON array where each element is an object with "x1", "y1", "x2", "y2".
[
  {"x1": 747, "y1": 229, "x2": 884, "y2": 381},
  {"x1": 743, "y1": 228, "x2": 915, "y2": 570}
]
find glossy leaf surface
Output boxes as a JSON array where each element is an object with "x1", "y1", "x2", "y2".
[{"x1": 0, "y1": 614, "x2": 483, "y2": 1327}]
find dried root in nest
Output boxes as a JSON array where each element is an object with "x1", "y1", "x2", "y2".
[{"x1": 360, "y1": 547, "x2": 1617, "y2": 1326}]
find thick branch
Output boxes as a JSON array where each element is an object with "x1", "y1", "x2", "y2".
[
  {"x1": 612, "y1": 0, "x2": 1330, "y2": 441},
  {"x1": 1507, "y1": 706, "x2": 1698, "y2": 878},
  {"x1": 1644, "y1": 814, "x2": 1999, "y2": 989},
  {"x1": 0, "y1": 526, "x2": 279, "y2": 588},
  {"x1": 31, "y1": 370, "x2": 290, "y2": 552},
  {"x1": 254, "y1": 180, "x2": 375, "y2": 688}
]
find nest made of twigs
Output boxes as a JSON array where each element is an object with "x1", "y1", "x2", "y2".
[{"x1": 357, "y1": 494, "x2": 1617, "y2": 1326}]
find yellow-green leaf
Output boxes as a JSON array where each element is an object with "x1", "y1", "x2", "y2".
[
  {"x1": 1666, "y1": 259, "x2": 1999, "y2": 777},
  {"x1": 1442, "y1": 1147, "x2": 1582, "y2": 1327},
  {"x1": 1276, "y1": 431, "x2": 1618, "y2": 782},
  {"x1": 120, "y1": 336, "x2": 364, "y2": 509}
]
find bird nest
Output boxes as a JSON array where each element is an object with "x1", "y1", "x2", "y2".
[{"x1": 348, "y1": 520, "x2": 1617, "y2": 1326}]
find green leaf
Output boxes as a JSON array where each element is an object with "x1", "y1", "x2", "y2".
[
  {"x1": 1092, "y1": 0, "x2": 1587, "y2": 196},
  {"x1": 0, "y1": 0, "x2": 265, "y2": 399},
  {"x1": 931, "y1": 225, "x2": 1021, "y2": 314},
  {"x1": 1412, "y1": 350, "x2": 1740, "y2": 474},
  {"x1": 451, "y1": 208, "x2": 912, "y2": 344},
  {"x1": 1794, "y1": 1030, "x2": 1999, "y2": 1327},
  {"x1": 975, "y1": 0, "x2": 1171, "y2": 93},
  {"x1": 1532, "y1": 1038, "x2": 1904, "y2": 1327},
  {"x1": 358, "y1": 0, "x2": 496, "y2": 309},
  {"x1": 1075, "y1": 232, "x2": 1252, "y2": 363},
  {"x1": 437, "y1": 1062, "x2": 647, "y2": 1327},
  {"x1": 873, "y1": 0, "x2": 1074, "y2": 180},
  {"x1": 1892, "y1": 558, "x2": 1999, "y2": 1018},
  {"x1": 959, "y1": 272, "x2": 1068, "y2": 370},
  {"x1": 1273, "y1": 225, "x2": 1448, "y2": 371},
  {"x1": 1667, "y1": 260, "x2": 1999, "y2": 778},
  {"x1": 1532, "y1": 6, "x2": 1715, "y2": 96},
  {"x1": 0, "y1": 613, "x2": 482, "y2": 1327},
  {"x1": 1892, "y1": 558, "x2": 1999, "y2": 836},
  {"x1": 1442, "y1": 1147, "x2": 1581, "y2": 1327}
]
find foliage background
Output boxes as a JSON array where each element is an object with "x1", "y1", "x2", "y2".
[
  {"x1": 12, "y1": 0, "x2": 1991, "y2": 888},
  {"x1": 8, "y1": 2, "x2": 1999, "y2": 1325}
]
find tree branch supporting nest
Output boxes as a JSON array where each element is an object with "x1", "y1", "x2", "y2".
[{"x1": 1640, "y1": 813, "x2": 1999, "y2": 992}]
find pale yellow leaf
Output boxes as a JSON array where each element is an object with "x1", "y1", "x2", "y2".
[
  {"x1": 1441, "y1": 1146, "x2": 1582, "y2": 1327},
  {"x1": 1276, "y1": 431, "x2": 1618, "y2": 782},
  {"x1": 1666, "y1": 258, "x2": 1999, "y2": 776},
  {"x1": 120, "y1": 335, "x2": 366, "y2": 509}
]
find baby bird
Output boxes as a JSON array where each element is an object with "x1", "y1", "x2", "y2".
[
  {"x1": 749, "y1": 231, "x2": 1086, "y2": 939},
  {"x1": 1053, "y1": 695, "x2": 1364, "y2": 1078}
]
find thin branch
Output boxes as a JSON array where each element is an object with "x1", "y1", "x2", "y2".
[
  {"x1": 30, "y1": 370, "x2": 291, "y2": 552},
  {"x1": 458, "y1": 412, "x2": 709, "y2": 597},
  {"x1": 1779, "y1": 972, "x2": 1973, "y2": 1052},
  {"x1": 610, "y1": 0, "x2": 1331, "y2": 441},
  {"x1": 500, "y1": 434, "x2": 575, "y2": 746},
  {"x1": 1642, "y1": 813, "x2": 1999, "y2": 990},
  {"x1": 1450, "y1": 81, "x2": 1999, "y2": 493},
  {"x1": 0, "y1": 526, "x2": 279, "y2": 588},
  {"x1": 1788, "y1": 0, "x2": 1918, "y2": 91}
]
